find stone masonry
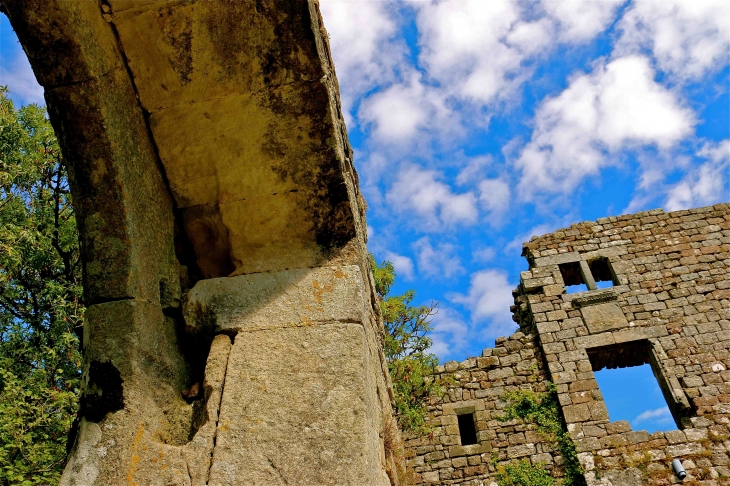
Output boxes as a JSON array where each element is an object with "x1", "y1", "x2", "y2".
[
  {"x1": 3, "y1": 1, "x2": 400, "y2": 484},
  {"x1": 406, "y1": 203, "x2": 730, "y2": 486}
]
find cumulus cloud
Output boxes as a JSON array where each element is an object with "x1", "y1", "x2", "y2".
[
  {"x1": 386, "y1": 164, "x2": 478, "y2": 229},
  {"x1": 412, "y1": 237, "x2": 464, "y2": 279},
  {"x1": 478, "y1": 178, "x2": 511, "y2": 221},
  {"x1": 515, "y1": 55, "x2": 695, "y2": 200},
  {"x1": 429, "y1": 307, "x2": 470, "y2": 359},
  {"x1": 449, "y1": 269, "x2": 517, "y2": 341},
  {"x1": 634, "y1": 406, "x2": 673, "y2": 424},
  {"x1": 357, "y1": 71, "x2": 460, "y2": 149},
  {"x1": 456, "y1": 155, "x2": 492, "y2": 186},
  {"x1": 471, "y1": 246, "x2": 496, "y2": 263},
  {"x1": 415, "y1": 0, "x2": 622, "y2": 106},
  {"x1": 543, "y1": 0, "x2": 624, "y2": 43},
  {"x1": 664, "y1": 139, "x2": 730, "y2": 211},
  {"x1": 616, "y1": 0, "x2": 730, "y2": 81},
  {"x1": 319, "y1": 0, "x2": 404, "y2": 124},
  {"x1": 415, "y1": 0, "x2": 537, "y2": 104},
  {"x1": 384, "y1": 251, "x2": 415, "y2": 281},
  {"x1": 0, "y1": 51, "x2": 44, "y2": 106}
]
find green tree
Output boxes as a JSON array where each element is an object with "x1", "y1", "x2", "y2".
[
  {"x1": 0, "y1": 86, "x2": 82, "y2": 485},
  {"x1": 370, "y1": 255, "x2": 443, "y2": 433}
]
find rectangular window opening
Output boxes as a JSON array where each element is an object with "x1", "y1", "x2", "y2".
[
  {"x1": 587, "y1": 340, "x2": 683, "y2": 433},
  {"x1": 457, "y1": 412, "x2": 478, "y2": 445},
  {"x1": 558, "y1": 261, "x2": 588, "y2": 293},
  {"x1": 589, "y1": 257, "x2": 615, "y2": 289}
]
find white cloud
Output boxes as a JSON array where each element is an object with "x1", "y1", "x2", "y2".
[
  {"x1": 456, "y1": 155, "x2": 492, "y2": 186},
  {"x1": 415, "y1": 0, "x2": 622, "y2": 106},
  {"x1": 415, "y1": 0, "x2": 535, "y2": 104},
  {"x1": 543, "y1": 0, "x2": 623, "y2": 43},
  {"x1": 357, "y1": 71, "x2": 459, "y2": 149},
  {"x1": 366, "y1": 224, "x2": 375, "y2": 239},
  {"x1": 429, "y1": 307, "x2": 470, "y2": 359},
  {"x1": 449, "y1": 269, "x2": 517, "y2": 340},
  {"x1": 319, "y1": 0, "x2": 404, "y2": 125},
  {"x1": 471, "y1": 246, "x2": 496, "y2": 263},
  {"x1": 515, "y1": 55, "x2": 695, "y2": 199},
  {"x1": 478, "y1": 178, "x2": 511, "y2": 220},
  {"x1": 412, "y1": 237, "x2": 464, "y2": 279},
  {"x1": 634, "y1": 406, "x2": 673, "y2": 424},
  {"x1": 664, "y1": 139, "x2": 730, "y2": 211},
  {"x1": 384, "y1": 251, "x2": 415, "y2": 281},
  {"x1": 0, "y1": 51, "x2": 44, "y2": 106},
  {"x1": 617, "y1": 0, "x2": 730, "y2": 81},
  {"x1": 386, "y1": 164, "x2": 478, "y2": 229}
]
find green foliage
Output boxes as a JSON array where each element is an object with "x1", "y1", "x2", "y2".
[
  {"x1": 494, "y1": 459, "x2": 555, "y2": 486},
  {"x1": 499, "y1": 383, "x2": 586, "y2": 486},
  {"x1": 0, "y1": 86, "x2": 82, "y2": 485},
  {"x1": 369, "y1": 254, "x2": 443, "y2": 433}
]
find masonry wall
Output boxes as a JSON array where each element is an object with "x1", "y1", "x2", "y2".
[
  {"x1": 406, "y1": 203, "x2": 730, "y2": 486},
  {"x1": 404, "y1": 332, "x2": 561, "y2": 485}
]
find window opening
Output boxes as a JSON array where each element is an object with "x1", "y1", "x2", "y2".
[
  {"x1": 589, "y1": 257, "x2": 615, "y2": 289},
  {"x1": 457, "y1": 412, "x2": 478, "y2": 445},
  {"x1": 558, "y1": 261, "x2": 588, "y2": 293},
  {"x1": 587, "y1": 341, "x2": 680, "y2": 432}
]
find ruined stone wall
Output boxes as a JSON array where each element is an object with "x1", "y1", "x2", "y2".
[
  {"x1": 405, "y1": 332, "x2": 561, "y2": 485},
  {"x1": 407, "y1": 203, "x2": 730, "y2": 485}
]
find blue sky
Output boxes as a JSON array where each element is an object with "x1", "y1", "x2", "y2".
[{"x1": 1, "y1": 1, "x2": 728, "y2": 434}]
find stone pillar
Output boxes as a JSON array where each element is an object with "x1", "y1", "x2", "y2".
[{"x1": 3, "y1": 0, "x2": 399, "y2": 484}]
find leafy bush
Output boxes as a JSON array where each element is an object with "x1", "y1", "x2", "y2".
[
  {"x1": 495, "y1": 459, "x2": 555, "y2": 486},
  {"x1": 499, "y1": 383, "x2": 586, "y2": 486}
]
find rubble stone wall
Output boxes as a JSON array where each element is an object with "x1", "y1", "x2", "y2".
[{"x1": 407, "y1": 203, "x2": 730, "y2": 486}]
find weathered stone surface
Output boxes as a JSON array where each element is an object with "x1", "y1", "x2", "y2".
[
  {"x1": 208, "y1": 324, "x2": 388, "y2": 485},
  {"x1": 580, "y1": 302, "x2": 628, "y2": 334},
  {"x1": 6, "y1": 1, "x2": 397, "y2": 484},
  {"x1": 184, "y1": 265, "x2": 367, "y2": 333},
  {"x1": 183, "y1": 335, "x2": 233, "y2": 486},
  {"x1": 110, "y1": 0, "x2": 362, "y2": 277}
]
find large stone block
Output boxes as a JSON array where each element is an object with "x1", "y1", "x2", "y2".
[
  {"x1": 184, "y1": 265, "x2": 367, "y2": 334},
  {"x1": 580, "y1": 302, "x2": 628, "y2": 334},
  {"x1": 208, "y1": 323, "x2": 388, "y2": 485}
]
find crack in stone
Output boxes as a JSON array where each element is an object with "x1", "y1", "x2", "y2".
[
  {"x1": 204, "y1": 334, "x2": 234, "y2": 485},
  {"x1": 266, "y1": 456, "x2": 289, "y2": 485}
]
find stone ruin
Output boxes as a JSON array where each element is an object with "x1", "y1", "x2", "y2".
[
  {"x1": 406, "y1": 203, "x2": 730, "y2": 486},
  {"x1": 3, "y1": 1, "x2": 399, "y2": 484},
  {"x1": 2, "y1": 1, "x2": 728, "y2": 485}
]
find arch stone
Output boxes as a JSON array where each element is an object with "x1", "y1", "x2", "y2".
[{"x1": 3, "y1": 1, "x2": 398, "y2": 484}]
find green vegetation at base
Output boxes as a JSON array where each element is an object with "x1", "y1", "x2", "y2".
[
  {"x1": 499, "y1": 383, "x2": 586, "y2": 486},
  {"x1": 370, "y1": 255, "x2": 446, "y2": 434},
  {"x1": 494, "y1": 459, "x2": 555, "y2": 486},
  {"x1": 0, "y1": 87, "x2": 82, "y2": 485}
]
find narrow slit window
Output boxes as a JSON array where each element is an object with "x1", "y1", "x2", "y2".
[
  {"x1": 558, "y1": 261, "x2": 588, "y2": 293},
  {"x1": 589, "y1": 257, "x2": 615, "y2": 289},
  {"x1": 587, "y1": 341, "x2": 681, "y2": 433},
  {"x1": 457, "y1": 412, "x2": 478, "y2": 445}
]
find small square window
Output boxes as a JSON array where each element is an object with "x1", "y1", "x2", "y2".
[
  {"x1": 558, "y1": 261, "x2": 588, "y2": 293},
  {"x1": 588, "y1": 257, "x2": 615, "y2": 288},
  {"x1": 457, "y1": 412, "x2": 478, "y2": 445}
]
